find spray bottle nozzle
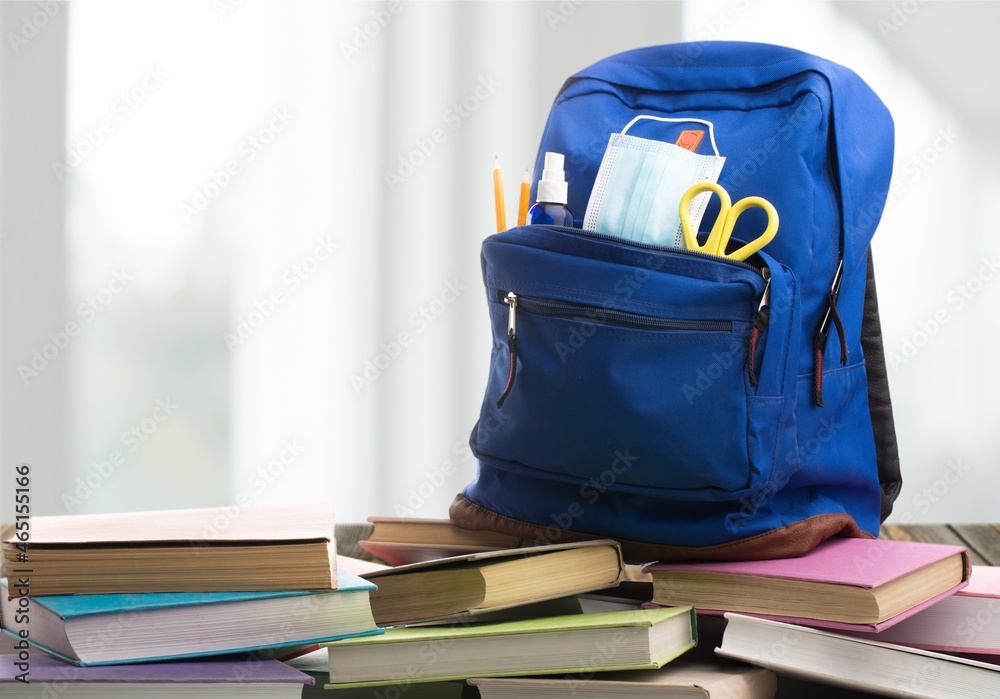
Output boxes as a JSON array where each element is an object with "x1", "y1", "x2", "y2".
[{"x1": 537, "y1": 151, "x2": 568, "y2": 205}]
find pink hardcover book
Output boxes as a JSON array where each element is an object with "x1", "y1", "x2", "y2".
[
  {"x1": 859, "y1": 565, "x2": 1000, "y2": 652},
  {"x1": 643, "y1": 538, "x2": 971, "y2": 633}
]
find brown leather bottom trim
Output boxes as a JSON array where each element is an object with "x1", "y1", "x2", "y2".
[{"x1": 449, "y1": 493, "x2": 871, "y2": 563}]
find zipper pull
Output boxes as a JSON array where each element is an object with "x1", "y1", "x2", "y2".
[
  {"x1": 505, "y1": 291, "x2": 517, "y2": 336},
  {"x1": 814, "y1": 260, "x2": 847, "y2": 407},
  {"x1": 496, "y1": 292, "x2": 519, "y2": 409},
  {"x1": 747, "y1": 268, "x2": 771, "y2": 389},
  {"x1": 757, "y1": 267, "x2": 772, "y2": 312}
]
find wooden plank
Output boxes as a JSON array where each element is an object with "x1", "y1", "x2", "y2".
[
  {"x1": 0, "y1": 523, "x2": 10, "y2": 578},
  {"x1": 949, "y1": 524, "x2": 1000, "y2": 566},
  {"x1": 334, "y1": 522, "x2": 377, "y2": 561},
  {"x1": 880, "y1": 524, "x2": 990, "y2": 565},
  {"x1": 880, "y1": 523, "x2": 952, "y2": 543}
]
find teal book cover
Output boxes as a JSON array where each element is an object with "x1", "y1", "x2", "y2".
[
  {"x1": 1, "y1": 571, "x2": 382, "y2": 666},
  {"x1": 20, "y1": 570, "x2": 373, "y2": 617}
]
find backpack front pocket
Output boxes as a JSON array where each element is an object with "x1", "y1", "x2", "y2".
[{"x1": 473, "y1": 227, "x2": 799, "y2": 503}]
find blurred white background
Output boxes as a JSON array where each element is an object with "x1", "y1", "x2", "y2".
[{"x1": 0, "y1": 0, "x2": 996, "y2": 526}]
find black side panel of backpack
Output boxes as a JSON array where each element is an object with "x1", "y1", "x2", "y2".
[{"x1": 862, "y1": 249, "x2": 902, "y2": 521}]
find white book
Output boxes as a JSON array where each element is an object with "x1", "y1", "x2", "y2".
[
  {"x1": 717, "y1": 613, "x2": 1000, "y2": 698},
  {"x1": 470, "y1": 661, "x2": 776, "y2": 698}
]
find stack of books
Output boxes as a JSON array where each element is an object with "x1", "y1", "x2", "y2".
[
  {"x1": 642, "y1": 536, "x2": 1000, "y2": 697},
  {"x1": 302, "y1": 520, "x2": 770, "y2": 697},
  {"x1": 324, "y1": 522, "x2": 999, "y2": 698},
  {"x1": 359, "y1": 516, "x2": 522, "y2": 566},
  {"x1": 2, "y1": 509, "x2": 713, "y2": 697},
  {"x1": 322, "y1": 535, "x2": 707, "y2": 689},
  {"x1": 0, "y1": 503, "x2": 377, "y2": 695},
  {"x1": 5, "y1": 511, "x2": 999, "y2": 698}
]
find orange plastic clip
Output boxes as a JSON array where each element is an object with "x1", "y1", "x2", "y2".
[{"x1": 675, "y1": 129, "x2": 705, "y2": 152}]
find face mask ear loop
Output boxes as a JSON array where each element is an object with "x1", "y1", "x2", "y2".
[{"x1": 619, "y1": 115, "x2": 721, "y2": 156}]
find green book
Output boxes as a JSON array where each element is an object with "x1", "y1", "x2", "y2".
[{"x1": 322, "y1": 607, "x2": 696, "y2": 689}]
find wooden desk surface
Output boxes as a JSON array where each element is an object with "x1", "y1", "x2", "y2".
[{"x1": 880, "y1": 523, "x2": 1000, "y2": 565}]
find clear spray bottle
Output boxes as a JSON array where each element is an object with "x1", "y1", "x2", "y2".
[{"x1": 527, "y1": 152, "x2": 575, "y2": 227}]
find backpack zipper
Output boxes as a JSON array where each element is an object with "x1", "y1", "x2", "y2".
[
  {"x1": 506, "y1": 292, "x2": 733, "y2": 332},
  {"x1": 495, "y1": 290, "x2": 734, "y2": 409},
  {"x1": 746, "y1": 268, "x2": 772, "y2": 389},
  {"x1": 496, "y1": 292, "x2": 519, "y2": 409},
  {"x1": 530, "y1": 224, "x2": 766, "y2": 276}
]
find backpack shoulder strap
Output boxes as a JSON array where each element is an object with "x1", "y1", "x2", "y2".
[{"x1": 861, "y1": 248, "x2": 902, "y2": 521}]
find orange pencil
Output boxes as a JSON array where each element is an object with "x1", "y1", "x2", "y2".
[
  {"x1": 517, "y1": 169, "x2": 531, "y2": 227},
  {"x1": 493, "y1": 156, "x2": 507, "y2": 232}
]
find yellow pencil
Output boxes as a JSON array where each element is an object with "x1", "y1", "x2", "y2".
[
  {"x1": 493, "y1": 156, "x2": 507, "y2": 232},
  {"x1": 517, "y1": 169, "x2": 531, "y2": 227}
]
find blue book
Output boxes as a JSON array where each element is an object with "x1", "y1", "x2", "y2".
[{"x1": 0, "y1": 571, "x2": 381, "y2": 666}]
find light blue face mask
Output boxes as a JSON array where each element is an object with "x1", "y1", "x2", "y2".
[{"x1": 583, "y1": 116, "x2": 726, "y2": 248}]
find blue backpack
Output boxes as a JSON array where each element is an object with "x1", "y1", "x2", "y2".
[{"x1": 451, "y1": 42, "x2": 901, "y2": 561}]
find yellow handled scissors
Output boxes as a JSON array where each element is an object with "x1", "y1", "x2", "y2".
[{"x1": 679, "y1": 182, "x2": 779, "y2": 262}]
